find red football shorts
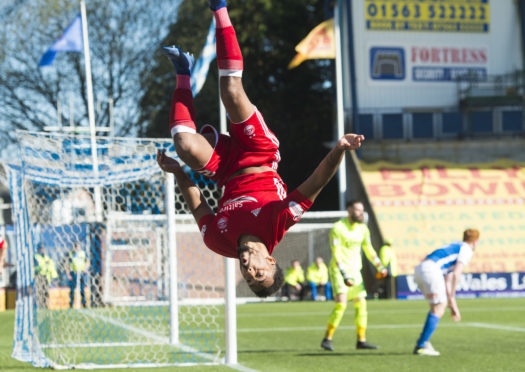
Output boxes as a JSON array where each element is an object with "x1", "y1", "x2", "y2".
[{"x1": 196, "y1": 108, "x2": 281, "y2": 187}]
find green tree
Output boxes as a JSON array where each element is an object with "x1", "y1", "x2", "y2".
[
  {"x1": 0, "y1": 0, "x2": 181, "y2": 159},
  {"x1": 141, "y1": 0, "x2": 339, "y2": 209}
]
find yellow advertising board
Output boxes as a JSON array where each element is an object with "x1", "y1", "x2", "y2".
[
  {"x1": 360, "y1": 159, "x2": 525, "y2": 274},
  {"x1": 365, "y1": 0, "x2": 490, "y2": 33}
]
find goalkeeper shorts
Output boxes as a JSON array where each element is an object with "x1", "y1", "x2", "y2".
[{"x1": 329, "y1": 264, "x2": 366, "y2": 299}]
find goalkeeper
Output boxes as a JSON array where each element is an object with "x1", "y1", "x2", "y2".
[
  {"x1": 157, "y1": 0, "x2": 364, "y2": 298},
  {"x1": 320, "y1": 200, "x2": 387, "y2": 351}
]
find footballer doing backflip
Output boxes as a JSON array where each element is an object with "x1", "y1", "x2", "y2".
[{"x1": 157, "y1": 0, "x2": 364, "y2": 296}]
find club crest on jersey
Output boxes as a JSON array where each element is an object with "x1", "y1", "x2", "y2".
[
  {"x1": 251, "y1": 208, "x2": 261, "y2": 217},
  {"x1": 200, "y1": 225, "x2": 207, "y2": 238},
  {"x1": 217, "y1": 217, "x2": 228, "y2": 232},
  {"x1": 244, "y1": 124, "x2": 255, "y2": 137},
  {"x1": 288, "y1": 201, "x2": 305, "y2": 221}
]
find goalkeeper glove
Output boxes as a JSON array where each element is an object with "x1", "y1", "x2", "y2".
[
  {"x1": 374, "y1": 258, "x2": 388, "y2": 279},
  {"x1": 337, "y1": 264, "x2": 354, "y2": 286}
]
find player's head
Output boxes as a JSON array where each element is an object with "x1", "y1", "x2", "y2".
[
  {"x1": 238, "y1": 241, "x2": 284, "y2": 297},
  {"x1": 463, "y1": 228, "x2": 480, "y2": 247},
  {"x1": 315, "y1": 256, "x2": 324, "y2": 266},
  {"x1": 346, "y1": 200, "x2": 365, "y2": 223}
]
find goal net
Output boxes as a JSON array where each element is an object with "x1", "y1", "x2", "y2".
[{"x1": 7, "y1": 130, "x2": 232, "y2": 369}]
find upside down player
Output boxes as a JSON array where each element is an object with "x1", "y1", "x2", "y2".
[{"x1": 156, "y1": 0, "x2": 365, "y2": 297}]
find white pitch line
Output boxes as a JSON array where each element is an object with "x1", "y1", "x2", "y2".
[
  {"x1": 227, "y1": 363, "x2": 259, "y2": 372},
  {"x1": 237, "y1": 306, "x2": 525, "y2": 318},
  {"x1": 73, "y1": 310, "x2": 258, "y2": 372},
  {"x1": 465, "y1": 322, "x2": 525, "y2": 332},
  {"x1": 237, "y1": 322, "x2": 525, "y2": 333}
]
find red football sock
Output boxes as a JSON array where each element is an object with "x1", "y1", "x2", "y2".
[
  {"x1": 213, "y1": 8, "x2": 243, "y2": 75},
  {"x1": 169, "y1": 85, "x2": 196, "y2": 137}
]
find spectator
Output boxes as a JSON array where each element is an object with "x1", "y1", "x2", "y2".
[
  {"x1": 66, "y1": 244, "x2": 89, "y2": 308},
  {"x1": 307, "y1": 257, "x2": 332, "y2": 301},
  {"x1": 34, "y1": 244, "x2": 58, "y2": 308},
  {"x1": 281, "y1": 260, "x2": 305, "y2": 300}
]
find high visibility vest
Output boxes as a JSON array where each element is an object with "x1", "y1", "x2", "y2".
[
  {"x1": 35, "y1": 253, "x2": 58, "y2": 283},
  {"x1": 284, "y1": 266, "x2": 305, "y2": 286},
  {"x1": 70, "y1": 250, "x2": 87, "y2": 272},
  {"x1": 307, "y1": 262, "x2": 329, "y2": 284}
]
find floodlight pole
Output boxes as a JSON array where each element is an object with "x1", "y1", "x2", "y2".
[{"x1": 80, "y1": 0, "x2": 103, "y2": 221}]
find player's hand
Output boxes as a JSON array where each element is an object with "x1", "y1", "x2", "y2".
[
  {"x1": 157, "y1": 149, "x2": 182, "y2": 174},
  {"x1": 376, "y1": 268, "x2": 388, "y2": 279},
  {"x1": 338, "y1": 134, "x2": 365, "y2": 151},
  {"x1": 450, "y1": 307, "x2": 461, "y2": 322},
  {"x1": 449, "y1": 298, "x2": 461, "y2": 322},
  {"x1": 344, "y1": 278, "x2": 354, "y2": 287}
]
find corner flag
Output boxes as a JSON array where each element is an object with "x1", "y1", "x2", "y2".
[
  {"x1": 39, "y1": 14, "x2": 83, "y2": 67},
  {"x1": 288, "y1": 18, "x2": 335, "y2": 69},
  {"x1": 191, "y1": 18, "x2": 216, "y2": 96}
]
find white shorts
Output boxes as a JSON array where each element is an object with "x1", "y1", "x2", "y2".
[{"x1": 414, "y1": 260, "x2": 447, "y2": 305}]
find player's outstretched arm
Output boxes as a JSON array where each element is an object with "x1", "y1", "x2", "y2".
[
  {"x1": 296, "y1": 134, "x2": 364, "y2": 202},
  {"x1": 157, "y1": 150, "x2": 214, "y2": 223}
]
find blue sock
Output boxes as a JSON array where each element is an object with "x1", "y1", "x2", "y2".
[
  {"x1": 416, "y1": 312, "x2": 440, "y2": 348},
  {"x1": 208, "y1": 0, "x2": 226, "y2": 11}
]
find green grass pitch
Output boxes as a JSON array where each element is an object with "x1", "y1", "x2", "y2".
[{"x1": 1, "y1": 297, "x2": 524, "y2": 371}]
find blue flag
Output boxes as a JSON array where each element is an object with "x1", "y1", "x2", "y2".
[
  {"x1": 191, "y1": 18, "x2": 216, "y2": 96},
  {"x1": 39, "y1": 14, "x2": 83, "y2": 67}
]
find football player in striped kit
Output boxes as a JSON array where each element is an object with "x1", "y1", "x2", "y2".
[{"x1": 412, "y1": 228, "x2": 480, "y2": 356}]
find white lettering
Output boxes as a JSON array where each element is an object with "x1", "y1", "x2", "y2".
[
  {"x1": 511, "y1": 272, "x2": 525, "y2": 290},
  {"x1": 459, "y1": 273, "x2": 508, "y2": 291},
  {"x1": 414, "y1": 68, "x2": 444, "y2": 81}
]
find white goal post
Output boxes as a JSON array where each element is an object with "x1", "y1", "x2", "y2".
[{"x1": 8, "y1": 131, "x2": 236, "y2": 369}]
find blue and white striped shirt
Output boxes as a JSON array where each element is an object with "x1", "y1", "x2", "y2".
[{"x1": 426, "y1": 242, "x2": 473, "y2": 275}]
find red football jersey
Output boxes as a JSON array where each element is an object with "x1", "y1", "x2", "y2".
[
  {"x1": 195, "y1": 109, "x2": 281, "y2": 187},
  {"x1": 197, "y1": 171, "x2": 312, "y2": 258}
]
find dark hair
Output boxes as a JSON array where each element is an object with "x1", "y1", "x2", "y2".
[
  {"x1": 346, "y1": 199, "x2": 362, "y2": 208},
  {"x1": 251, "y1": 263, "x2": 284, "y2": 298}
]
